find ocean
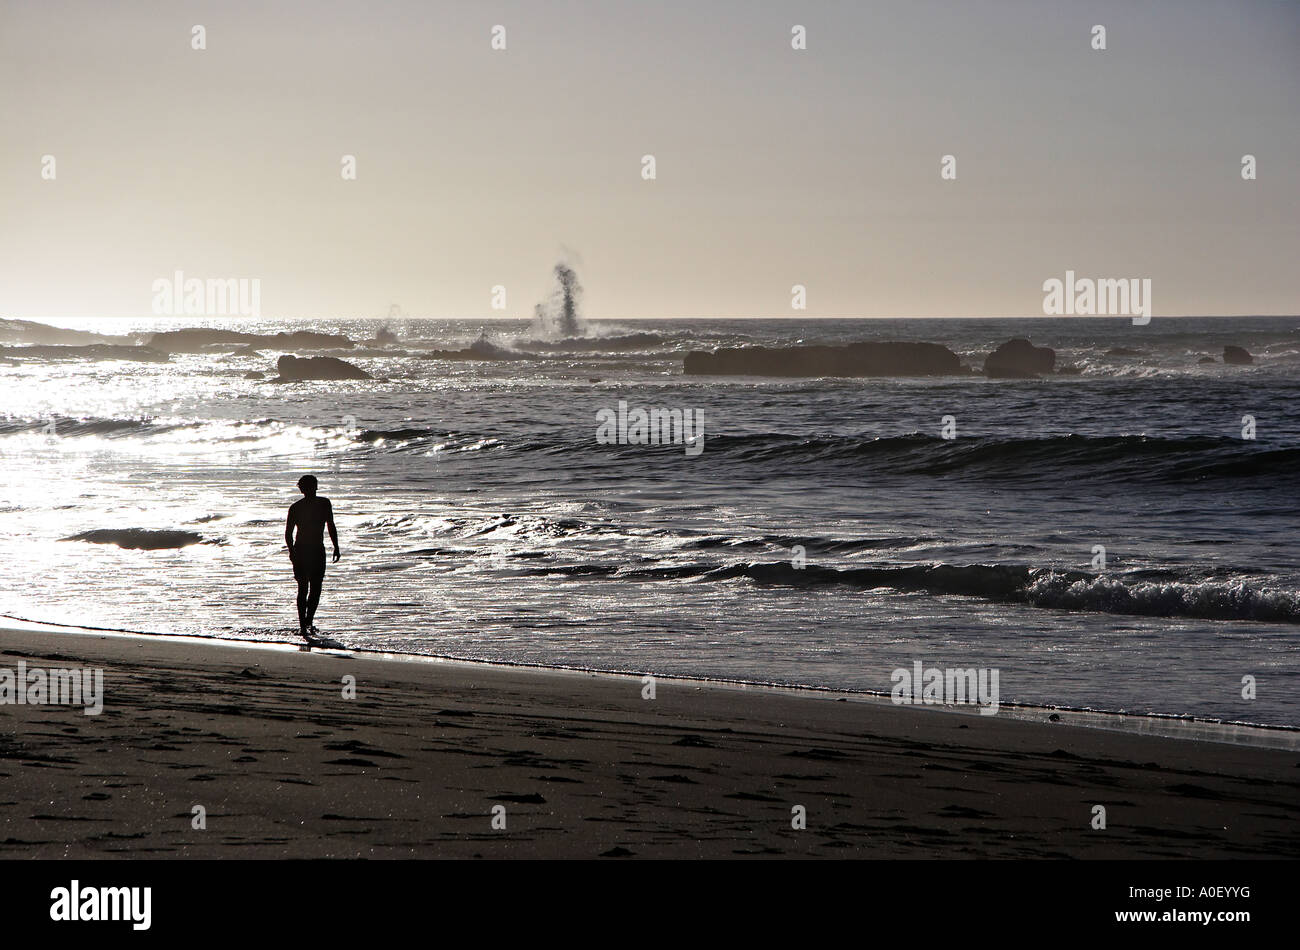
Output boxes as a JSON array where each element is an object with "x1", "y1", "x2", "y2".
[{"x1": 1, "y1": 315, "x2": 1297, "y2": 728}]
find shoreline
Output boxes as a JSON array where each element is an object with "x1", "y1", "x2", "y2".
[
  {"x1": 4, "y1": 614, "x2": 1295, "y2": 751},
  {"x1": 2, "y1": 620, "x2": 1298, "y2": 858}
]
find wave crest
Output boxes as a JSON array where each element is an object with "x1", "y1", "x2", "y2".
[{"x1": 522, "y1": 559, "x2": 1299, "y2": 622}]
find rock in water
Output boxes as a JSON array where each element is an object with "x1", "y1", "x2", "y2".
[
  {"x1": 148, "y1": 329, "x2": 354, "y2": 352},
  {"x1": 0, "y1": 344, "x2": 170, "y2": 362},
  {"x1": 984, "y1": 339, "x2": 1056, "y2": 378},
  {"x1": 0, "y1": 318, "x2": 133, "y2": 346},
  {"x1": 1222, "y1": 345, "x2": 1253, "y2": 365},
  {"x1": 682, "y1": 341, "x2": 963, "y2": 377},
  {"x1": 63, "y1": 528, "x2": 204, "y2": 549},
  {"x1": 1197, "y1": 356, "x2": 1216, "y2": 364},
  {"x1": 418, "y1": 335, "x2": 522, "y2": 361},
  {"x1": 274, "y1": 354, "x2": 371, "y2": 381}
]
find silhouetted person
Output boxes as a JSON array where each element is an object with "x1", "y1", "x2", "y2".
[{"x1": 285, "y1": 475, "x2": 339, "y2": 638}]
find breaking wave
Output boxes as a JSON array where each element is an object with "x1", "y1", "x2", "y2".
[{"x1": 520, "y1": 560, "x2": 1300, "y2": 623}]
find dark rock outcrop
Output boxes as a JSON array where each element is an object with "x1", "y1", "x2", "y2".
[
  {"x1": 148, "y1": 329, "x2": 354, "y2": 352},
  {"x1": 273, "y1": 354, "x2": 371, "y2": 381},
  {"x1": 683, "y1": 342, "x2": 963, "y2": 377},
  {"x1": 62, "y1": 528, "x2": 204, "y2": 549},
  {"x1": 0, "y1": 318, "x2": 132, "y2": 346},
  {"x1": 983, "y1": 339, "x2": 1056, "y2": 378},
  {"x1": 1222, "y1": 345, "x2": 1253, "y2": 365},
  {"x1": 0, "y1": 344, "x2": 170, "y2": 362},
  {"x1": 418, "y1": 335, "x2": 525, "y2": 362}
]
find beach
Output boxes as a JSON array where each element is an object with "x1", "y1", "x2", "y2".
[
  {"x1": 2, "y1": 2, "x2": 1297, "y2": 927},
  {"x1": 3, "y1": 624, "x2": 1296, "y2": 859}
]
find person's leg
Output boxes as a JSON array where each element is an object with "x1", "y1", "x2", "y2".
[
  {"x1": 296, "y1": 578, "x2": 310, "y2": 631},
  {"x1": 306, "y1": 576, "x2": 323, "y2": 627}
]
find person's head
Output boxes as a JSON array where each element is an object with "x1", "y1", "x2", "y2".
[{"x1": 297, "y1": 474, "x2": 318, "y2": 497}]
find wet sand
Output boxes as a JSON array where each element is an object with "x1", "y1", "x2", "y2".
[{"x1": 1, "y1": 625, "x2": 1296, "y2": 858}]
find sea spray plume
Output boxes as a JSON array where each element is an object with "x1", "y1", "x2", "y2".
[
  {"x1": 531, "y1": 263, "x2": 585, "y2": 339},
  {"x1": 554, "y1": 263, "x2": 582, "y2": 337}
]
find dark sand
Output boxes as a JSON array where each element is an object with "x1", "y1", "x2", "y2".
[{"x1": 1, "y1": 626, "x2": 1296, "y2": 858}]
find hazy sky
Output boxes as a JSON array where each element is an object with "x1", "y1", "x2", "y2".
[{"x1": 2, "y1": 0, "x2": 1297, "y2": 320}]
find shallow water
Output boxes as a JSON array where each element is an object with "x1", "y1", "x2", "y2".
[{"x1": 1, "y1": 316, "x2": 1296, "y2": 727}]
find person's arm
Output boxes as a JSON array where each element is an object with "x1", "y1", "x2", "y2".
[
  {"x1": 285, "y1": 508, "x2": 296, "y2": 558},
  {"x1": 326, "y1": 499, "x2": 340, "y2": 562}
]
